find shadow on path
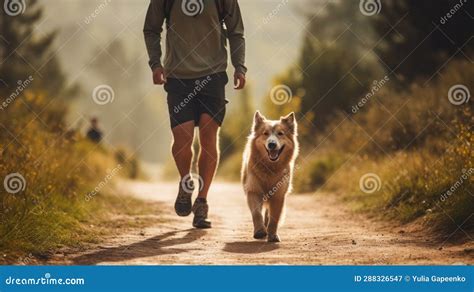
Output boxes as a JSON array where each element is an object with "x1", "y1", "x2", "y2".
[
  {"x1": 223, "y1": 241, "x2": 279, "y2": 254},
  {"x1": 73, "y1": 229, "x2": 206, "y2": 265}
]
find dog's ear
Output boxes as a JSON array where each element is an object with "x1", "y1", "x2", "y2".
[
  {"x1": 253, "y1": 111, "x2": 266, "y2": 131},
  {"x1": 281, "y1": 112, "x2": 297, "y2": 134}
]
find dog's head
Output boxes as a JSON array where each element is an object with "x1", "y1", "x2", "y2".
[{"x1": 250, "y1": 111, "x2": 298, "y2": 164}]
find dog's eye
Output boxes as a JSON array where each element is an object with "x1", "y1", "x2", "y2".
[
  {"x1": 263, "y1": 132, "x2": 270, "y2": 136},
  {"x1": 278, "y1": 132, "x2": 284, "y2": 136}
]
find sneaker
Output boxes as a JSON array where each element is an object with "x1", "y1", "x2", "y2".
[
  {"x1": 192, "y1": 198, "x2": 212, "y2": 229},
  {"x1": 174, "y1": 177, "x2": 194, "y2": 217}
]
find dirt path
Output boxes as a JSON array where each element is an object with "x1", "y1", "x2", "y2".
[{"x1": 53, "y1": 181, "x2": 473, "y2": 265}]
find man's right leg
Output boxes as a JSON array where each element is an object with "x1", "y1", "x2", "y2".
[{"x1": 172, "y1": 120, "x2": 195, "y2": 216}]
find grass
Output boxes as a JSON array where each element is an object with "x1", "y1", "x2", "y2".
[
  {"x1": 0, "y1": 92, "x2": 155, "y2": 264},
  {"x1": 293, "y1": 152, "x2": 346, "y2": 193},
  {"x1": 0, "y1": 190, "x2": 161, "y2": 264},
  {"x1": 321, "y1": 144, "x2": 473, "y2": 233},
  {"x1": 293, "y1": 60, "x2": 474, "y2": 238}
]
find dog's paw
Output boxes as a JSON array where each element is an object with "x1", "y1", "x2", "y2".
[
  {"x1": 253, "y1": 229, "x2": 268, "y2": 239},
  {"x1": 267, "y1": 234, "x2": 280, "y2": 243}
]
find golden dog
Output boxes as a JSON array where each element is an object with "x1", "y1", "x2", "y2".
[{"x1": 241, "y1": 111, "x2": 299, "y2": 242}]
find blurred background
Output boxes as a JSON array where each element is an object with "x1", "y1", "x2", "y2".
[
  {"x1": 6, "y1": 0, "x2": 307, "y2": 164},
  {"x1": 0, "y1": 0, "x2": 473, "y2": 259}
]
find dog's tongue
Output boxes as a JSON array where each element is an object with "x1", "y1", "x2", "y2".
[{"x1": 269, "y1": 150, "x2": 279, "y2": 160}]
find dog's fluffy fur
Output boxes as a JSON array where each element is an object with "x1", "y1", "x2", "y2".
[{"x1": 241, "y1": 111, "x2": 299, "y2": 242}]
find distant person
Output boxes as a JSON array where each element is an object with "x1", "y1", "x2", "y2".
[
  {"x1": 144, "y1": 0, "x2": 247, "y2": 229},
  {"x1": 86, "y1": 117, "x2": 103, "y2": 143}
]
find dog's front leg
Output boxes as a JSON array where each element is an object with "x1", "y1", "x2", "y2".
[
  {"x1": 267, "y1": 196, "x2": 285, "y2": 242},
  {"x1": 246, "y1": 193, "x2": 267, "y2": 239}
]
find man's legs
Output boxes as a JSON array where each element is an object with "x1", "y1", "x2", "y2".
[
  {"x1": 171, "y1": 120, "x2": 195, "y2": 216},
  {"x1": 191, "y1": 113, "x2": 220, "y2": 229},
  {"x1": 197, "y1": 114, "x2": 220, "y2": 198},
  {"x1": 171, "y1": 120, "x2": 195, "y2": 178}
]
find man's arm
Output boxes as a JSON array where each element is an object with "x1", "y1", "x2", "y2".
[
  {"x1": 224, "y1": 0, "x2": 247, "y2": 89},
  {"x1": 143, "y1": 0, "x2": 166, "y2": 84}
]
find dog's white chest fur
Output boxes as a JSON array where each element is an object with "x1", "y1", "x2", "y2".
[{"x1": 244, "y1": 167, "x2": 291, "y2": 200}]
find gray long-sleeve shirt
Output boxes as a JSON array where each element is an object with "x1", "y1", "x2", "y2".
[{"x1": 144, "y1": 0, "x2": 247, "y2": 79}]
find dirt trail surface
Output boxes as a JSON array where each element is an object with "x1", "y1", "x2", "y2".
[{"x1": 52, "y1": 181, "x2": 473, "y2": 265}]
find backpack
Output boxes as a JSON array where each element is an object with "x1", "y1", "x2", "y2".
[{"x1": 164, "y1": 0, "x2": 228, "y2": 26}]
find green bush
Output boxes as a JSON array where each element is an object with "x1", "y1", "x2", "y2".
[{"x1": 294, "y1": 153, "x2": 346, "y2": 193}]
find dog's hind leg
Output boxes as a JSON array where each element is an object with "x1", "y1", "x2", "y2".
[
  {"x1": 267, "y1": 196, "x2": 285, "y2": 242},
  {"x1": 264, "y1": 208, "x2": 269, "y2": 228},
  {"x1": 247, "y1": 193, "x2": 267, "y2": 239}
]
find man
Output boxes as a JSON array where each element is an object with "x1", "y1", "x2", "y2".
[
  {"x1": 86, "y1": 117, "x2": 103, "y2": 144},
  {"x1": 144, "y1": 0, "x2": 246, "y2": 229}
]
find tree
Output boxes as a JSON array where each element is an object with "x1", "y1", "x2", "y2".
[
  {"x1": 370, "y1": 0, "x2": 473, "y2": 84},
  {"x1": 0, "y1": 0, "x2": 76, "y2": 98},
  {"x1": 279, "y1": 1, "x2": 382, "y2": 138}
]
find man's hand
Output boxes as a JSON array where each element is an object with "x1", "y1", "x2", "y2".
[
  {"x1": 153, "y1": 67, "x2": 166, "y2": 85},
  {"x1": 234, "y1": 72, "x2": 246, "y2": 90}
]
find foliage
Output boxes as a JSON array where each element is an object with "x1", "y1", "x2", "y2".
[
  {"x1": 0, "y1": 90, "x2": 150, "y2": 259},
  {"x1": 295, "y1": 60, "x2": 473, "y2": 236},
  {"x1": 370, "y1": 0, "x2": 473, "y2": 84},
  {"x1": 282, "y1": 1, "x2": 384, "y2": 138},
  {"x1": 293, "y1": 152, "x2": 346, "y2": 193},
  {"x1": 0, "y1": 0, "x2": 77, "y2": 98}
]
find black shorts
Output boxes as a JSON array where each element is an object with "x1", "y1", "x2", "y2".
[{"x1": 164, "y1": 72, "x2": 229, "y2": 129}]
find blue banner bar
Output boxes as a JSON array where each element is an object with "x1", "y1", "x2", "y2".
[{"x1": 0, "y1": 266, "x2": 472, "y2": 292}]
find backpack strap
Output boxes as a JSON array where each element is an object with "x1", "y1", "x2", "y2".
[{"x1": 215, "y1": 0, "x2": 228, "y2": 23}]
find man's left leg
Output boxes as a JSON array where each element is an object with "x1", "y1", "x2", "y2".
[
  {"x1": 192, "y1": 113, "x2": 220, "y2": 228},
  {"x1": 198, "y1": 113, "x2": 220, "y2": 199}
]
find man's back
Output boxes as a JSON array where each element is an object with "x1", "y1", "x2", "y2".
[{"x1": 144, "y1": 0, "x2": 246, "y2": 79}]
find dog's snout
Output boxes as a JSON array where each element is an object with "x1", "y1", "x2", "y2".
[{"x1": 268, "y1": 142, "x2": 277, "y2": 150}]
